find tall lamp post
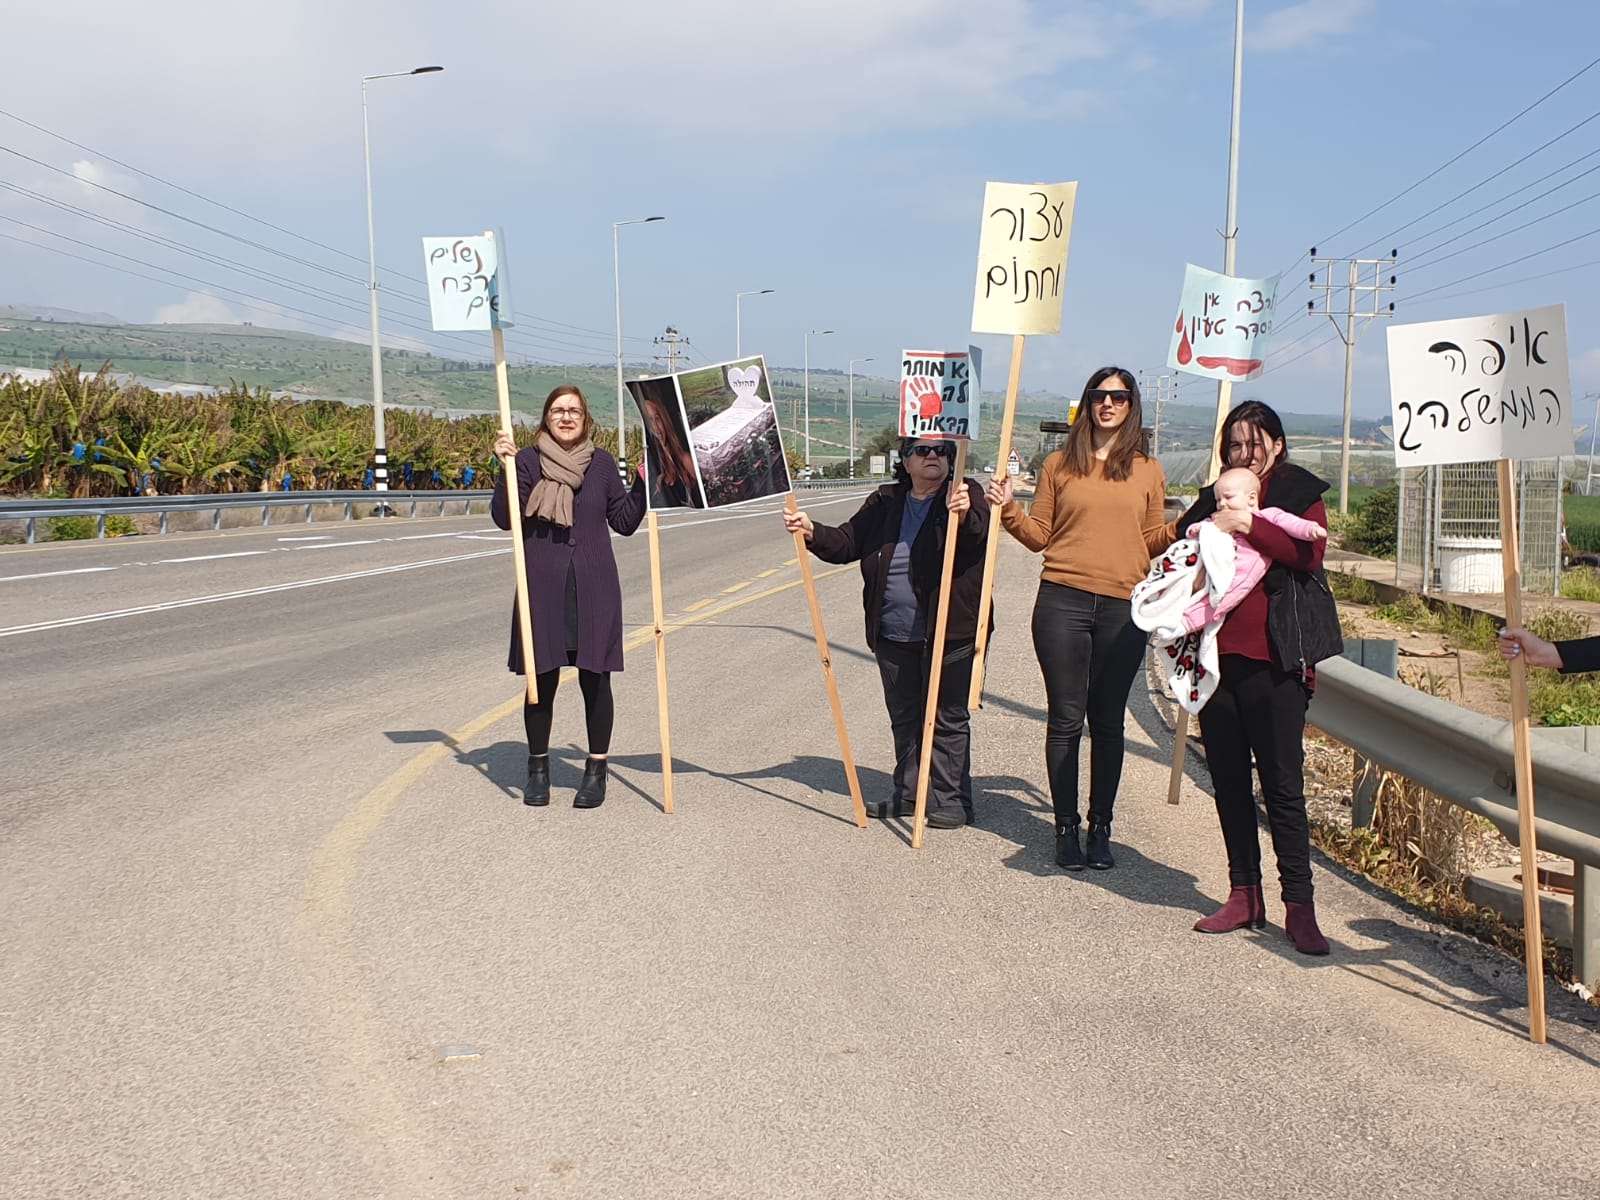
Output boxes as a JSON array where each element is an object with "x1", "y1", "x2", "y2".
[
  {"x1": 735, "y1": 289, "x2": 774, "y2": 358},
  {"x1": 848, "y1": 356, "x2": 873, "y2": 479},
  {"x1": 362, "y1": 64, "x2": 443, "y2": 500},
  {"x1": 803, "y1": 328, "x2": 833, "y2": 469},
  {"x1": 613, "y1": 216, "x2": 665, "y2": 464}
]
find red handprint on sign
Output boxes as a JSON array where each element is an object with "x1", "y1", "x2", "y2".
[{"x1": 901, "y1": 374, "x2": 943, "y2": 424}]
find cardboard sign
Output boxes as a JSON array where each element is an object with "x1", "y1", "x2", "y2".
[
  {"x1": 1386, "y1": 304, "x2": 1573, "y2": 467},
  {"x1": 899, "y1": 348, "x2": 981, "y2": 439},
  {"x1": 970, "y1": 182, "x2": 1077, "y2": 335},
  {"x1": 628, "y1": 356, "x2": 792, "y2": 509},
  {"x1": 422, "y1": 231, "x2": 514, "y2": 331},
  {"x1": 1166, "y1": 264, "x2": 1278, "y2": 380}
]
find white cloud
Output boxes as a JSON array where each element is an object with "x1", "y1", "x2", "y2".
[
  {"x1": 1248, "y1": 0, "x2": 1374, "y2": 53},
  {"x1": 153, "y1": 292, "x2": 241, "y2": 325}
]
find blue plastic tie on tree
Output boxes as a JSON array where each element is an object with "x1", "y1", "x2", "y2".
[
  {"x1": 281, "y1": 474, "x2": 292, "y2": 491},
  {"x1": 73, "y1": 443, "x2": 85, "y2": 461}
]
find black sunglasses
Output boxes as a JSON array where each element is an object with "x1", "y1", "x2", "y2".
[
  {"x1": 908, "y1": 443, "x2": 954, "y2": 459},
  {"x1": 1086, "y1": 388, "x2": 1133, "y2": 406}
]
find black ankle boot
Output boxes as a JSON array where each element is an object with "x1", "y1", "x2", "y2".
[
  {"x1": 573, "y1": 757, "x2": 608, "y2": 809},
  {"x1": 524, "y1": 755, "x2": 551, "y2": 807},
  {"x1": 1085, "y1": 821, "x2": 1114, "y2": 869},
  {"x1": 1055, "y1": 822, "x2": 1084, "y2": 871}
]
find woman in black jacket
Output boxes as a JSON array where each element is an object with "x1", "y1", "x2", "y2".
[
  {"x1": 783, "y1": 437, "x2": 991, "y2": 827},
  {"x1": 1168, "y1": 401, "x2": 1342, "y2": 955}
]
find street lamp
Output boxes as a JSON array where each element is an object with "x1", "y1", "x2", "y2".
[
  {"x1": 613, "y1": 216, "x2": 665, "y2": 465},
  {"x1": 735, "y1": 289, "x2": 774, "y2": 358},
  {"x1": 848, "y1": 357, "x2": 874, "y2": 479},
  {"x1": 362, "y1": 64, "x2": 442, "y2": 501},
  {"x1": 803, "y1": 328, "x2": 833, "y2": 469}
]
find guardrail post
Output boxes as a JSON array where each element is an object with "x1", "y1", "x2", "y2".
[
  {"x1": 343, "y1": 502, "x2": 352, "y2": 521},
  {"x1": 1576, "y1": 864, "x2": 1600, "y2": 994},
  {"x1": 213, "y1": 507, "x2": 222, "y2": 531},
  {"x1": 96, "y1": 514, "x2": 106, "y2": 539},
  {"x1": 305, "y1": 504, "x2": 313, "y2": 524},
  {"x1": 1341, "y1": 639, "x2": 1399, "y2": 828},
  {"x1": 262, "y1": 504, "x2": 270, "y2": 527},
  {"x1": 159, "y1": 511, "x2": 168, "y2": 535}
]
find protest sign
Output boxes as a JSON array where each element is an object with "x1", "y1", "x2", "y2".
[
  {"x1": 1166, "y1": 263, "x2": 1278, "y2": 381},
  {"x1": 1385, "y1": 304, "x2": 1573, "y2": 468},
  {"x1": 422, "y1": 232, "x2": 513, "y2": 331},
  {"x1": 971, "y1": 182, "x2": 1077, "y2": 336},
  {"x1": 899, "y1": 348, "x2": 981, "y2": 439}
]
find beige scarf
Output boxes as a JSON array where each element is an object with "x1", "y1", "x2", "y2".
[{"x1": 525, "y1": 431, "x2": 594, "y2": 527}]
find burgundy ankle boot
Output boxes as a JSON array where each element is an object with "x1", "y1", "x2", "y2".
[
  {"x1": 1283, "y1": 901, "x2": 1330, "y2": 955},
  {"x1": 1194, "y1": 885, "x2": 1266, "y2": 933}
]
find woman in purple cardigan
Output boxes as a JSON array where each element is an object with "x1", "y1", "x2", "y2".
[{"x1": 492, "y1": 385, "x2": 647, "y2": 809}]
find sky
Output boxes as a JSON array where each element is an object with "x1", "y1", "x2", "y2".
[{"x1": 3, "y1": 0, "x2": 1600, "y2": 422}]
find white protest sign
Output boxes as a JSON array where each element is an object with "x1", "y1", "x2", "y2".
[
  {"x1": 422, "y1": 231, "x2": 514, "y2": 331},
  {"x1": 1386, "y1": 304, "x2": 1573, "y2": 467},
  {"x1": 970, "y1": 182, "x2": 1077, "y2": 335},
  {"x1": 1166, "y1": 263, "x2": 1279, "y2": 381},
  {"x1": 900, "y1": 347, "x2": 982, "y2": 439}
]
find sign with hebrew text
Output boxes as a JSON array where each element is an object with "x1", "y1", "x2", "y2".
[
  {"x1": 1385, "y1": 305, "x2": 1573, "y2": 467},
  {"x1": 970, "y1": 181, "x2": 1077, "y2": 335},
  {"x1": 422, "y1": 231, "x2": 514, "y2": 331},
  {"x1": 1166, "y1": 264, "x2": 1278, "y2": 381},
  {"x1": 899, "y1": 347, "x2": 981, "y2": 439}
]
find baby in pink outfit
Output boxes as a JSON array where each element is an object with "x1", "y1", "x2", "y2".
[{"x1": 1181, "y1": 467, "x2": 1327, "y2": 633}]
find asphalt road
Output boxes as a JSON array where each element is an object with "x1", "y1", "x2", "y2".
[{"x1": 2, "y1": 493, "x2": 1597, "y2": 1199}]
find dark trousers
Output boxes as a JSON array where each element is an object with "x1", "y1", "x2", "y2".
[
  {"x1": 874, "y1": 638, "x2": 975, "y2": 817},
  {"x1": 523, "y1": 655, "x2": 615, "y2": 757},
  {"x1": 1031, "y1": 581, "x2": 1147, "y2": 827},
  {"x1": 1197, "y1": 655, "x2": 1314, "y2": 903}
]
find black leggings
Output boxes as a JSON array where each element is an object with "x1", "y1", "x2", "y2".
[
  {"x1": 523, "y1": 665, "x2": 615, "y2": 756},
  {"x1": 1031, "y1": 580, "x2": 1149, "y2": 827}
]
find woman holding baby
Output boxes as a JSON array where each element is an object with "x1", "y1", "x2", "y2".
[{"x1": 1167, "y1": 400, "x2": 1342, "y2": 954}]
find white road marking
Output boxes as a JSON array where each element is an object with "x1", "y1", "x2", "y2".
[
  {"x1": 396, "y1": 530, "x2": 480, "y2": 541},
  {"x1": 0, "y1": 549, "x2": 506, "y2": 639},
  {"x1": 278, "y1": 535, "x2": 333, "y2": 542},
  {"x1": 0, "y1": 565, "x2": 121, "y2": 583},
  {"x1": 157, "y1": 550, "x2": 272, "y2": 564},
  {"x1": 296, "y1": 538, "x2": 382, "y2": 549},
  {"x1": 458, "y1": 533, "x2": 511, "y2": 541}
]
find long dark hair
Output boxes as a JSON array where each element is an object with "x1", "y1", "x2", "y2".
[
  {"x1": 1058, "y1": 366, "x2": 1145, "y2": 481},
  {"x1": 1218, "y1": 400, "x2": 1289, "y2": 477}
]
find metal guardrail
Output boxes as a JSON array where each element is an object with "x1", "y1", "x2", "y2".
[
  {"x1": 0, "y1": 490, "x2": 493, "y2": 543},
  {"x1": 1312, "y1": 655, "x2": 1600, "y2": 986}
]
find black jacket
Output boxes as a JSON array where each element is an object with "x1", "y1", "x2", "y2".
[
  {"x1": 807, "y1": 480, "x2": 992, "y2": 650},
  {"x1": 1176, "y1": 461, "x2": 1342, "y2": 677},
  {"x1": 1558, "y1": 637, "x2": 1600, "y2": 674}
]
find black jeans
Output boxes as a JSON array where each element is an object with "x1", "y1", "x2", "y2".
[
  {"x1": 1197, "y1": 655, "x2": 1314, "y2": 903},
  {"x1": 874, "y1": 638, "x2": 975, "y2": 817},
  {"x1": 523, "y1": 653, "x2": 615, "y2": 757},
  {"x1": 1031, "y1": 581, "x2": 1148, "y2": 828}
]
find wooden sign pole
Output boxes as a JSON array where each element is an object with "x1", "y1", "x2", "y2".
[
  {"x1": 786, "y1": 495, "x2": 868, "y2": 828},
  {"x1": 1497, "y1": 457, "x2": 1547, "y2": 1044},
  {"x1": 912, "y1": 441, "x2": 970, "y2": 849},
  {"x1": 1166, "y1": 379, "x2": 1234, "y2": 804},
  {"x1": 646, "y1": 509, "x2": 675, "y2": 814},
  {"x1": 968, "y1": 334, "x2": 1026, "y2": 709},
  {"x1": 493, "y1": 326, "x2": 538, "y2": 705}
]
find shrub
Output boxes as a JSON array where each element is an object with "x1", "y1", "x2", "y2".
[
  {"x1": 1528, "y1": 607, "x2": 1591, "y2": 643},
  {"x1": 1374, "y1": 592, "x2": 1431, "y2": 626},
  {"x1": 1560, "y1": 567, "x2": 1600, "y2": 603},
  {"x1": 46, "y1": 515, "x2": 94, "y2": 540},
  {"x1": 1342, "y1": 484, "x2": 1399, "y2": 558},
  {"x1": 1330, "y1": 572, "x2": 1378, "y2": 605},
  {"x1": 105, "y1": 515, "x2": 138, "y2": 537}
]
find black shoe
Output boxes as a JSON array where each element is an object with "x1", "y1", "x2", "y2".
[
  {"x1": 1055, "y1": 822, "x2": 1084, "y2": 871},
  {"x1": 925, "y1": 806, "x2": 968, "y2": 830},
  {"x1": 524, "y1": 755, "x2": 551, "y2": 807},
  {"x1": 573, "y1": 758, "x2": 608, "y2": 809},
  {"x1": 1085, "y1": 821, "x2": 1114, "y2": 870},
  {"x1": 865, "y1": 797, "x2": 910, "y2": 819}
]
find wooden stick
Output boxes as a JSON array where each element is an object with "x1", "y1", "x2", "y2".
[
  {"x1": 967, "y1": 334, "x2": 1026, "y2": 710},
  {"x1": 786, "y1": 494, "x2": 868, "y2": 828},
  {"x1": 1165, "y1": 379, "x2": 1234, "y2": 805},
  {"x1": 493, "y1": 327, "x2": 538, "y2": 705},
  {"x1": 1497, "y1": 457, "x2": 1547, "y2": 1044},
  {"x1": 912, "y1": 441, "x2": 969, "y2": 849},
  {"x1": 646, "y1": 509, "x2": 675, "y2": 814}
]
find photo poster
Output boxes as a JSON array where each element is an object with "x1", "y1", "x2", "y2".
[
  {"x1": 1385, "y1": 304, "x2": 1573, "y2": 468},
  {"x1": 971, "y1": 181, "x2": 1077, "y2": 336},
  {"x1": 1165, "y1": 263, "x2": 1278, "y2": 381},
  {"x1": 421, "y1": 231, "x2": 514, "y2": 331},
  {"x1": 899, "y1": 347, "x2": 982, "y2": 439},
  {"x1": 627, "y1": 355, "x2": 793, "y2": 510}
]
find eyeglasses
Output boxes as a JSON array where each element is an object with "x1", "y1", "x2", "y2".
[
  {"x1": 908, "y1": 444, "x2": 953, "y2": 459},
  {"x1": 548, "y1": 407, "x2": 584, "y2": 419},
  {"x1": 1086, "y1": 389, "x2": 1132, "y2": 407}
]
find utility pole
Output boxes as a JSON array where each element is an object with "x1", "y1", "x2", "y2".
[
  {"x1": 652, "y1": 325, "x2": 690, "y2": 374},
  {"x1": 1308, "y1": 248, "x2": 1397, "y2": 514},
  {"x1": 1140, "y1": 369, "x2": 1175, "y2": 457}
]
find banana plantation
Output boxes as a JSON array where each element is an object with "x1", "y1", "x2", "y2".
[{"x1": 0, "y1": 360, "x2": 638, "y2": 497}]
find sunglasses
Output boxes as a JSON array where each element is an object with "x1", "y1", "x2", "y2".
[
  {"x1": 1086, "y1": 389, "x2": 1133, "y2": 407},
  {"x1": 908, "y1": 444, "x2": 954, "y2": 459}
]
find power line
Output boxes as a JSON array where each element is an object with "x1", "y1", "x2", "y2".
[
  {"x1": 1406, "y1": 189, "x2": 1600, "y2": 274},
  {"x1": 1405, "y1": 225, "x2": 1600, "y2": 301}
]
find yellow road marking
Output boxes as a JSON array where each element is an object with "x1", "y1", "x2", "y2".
[
  {"x1": 683, "y1": 598, "x2": 715, "y2": 612},
  {"x1": 784, "y1": 557, "x2": 798, "y2": 566},
  {"x1": 756, "y1": 568, "x2": 780, "y2": 578},
  {"x1": 722, "y1": 581, "x2": 751, "y2": 593}
]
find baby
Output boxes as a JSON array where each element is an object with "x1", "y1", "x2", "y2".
[{"x1": 1179, "y1": 466, "x2": 1327, "y2": 633}]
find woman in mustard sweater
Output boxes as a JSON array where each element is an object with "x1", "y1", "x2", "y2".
[{"x1": 987, "y1": 367, "x2": 1170, "y2": 870}]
